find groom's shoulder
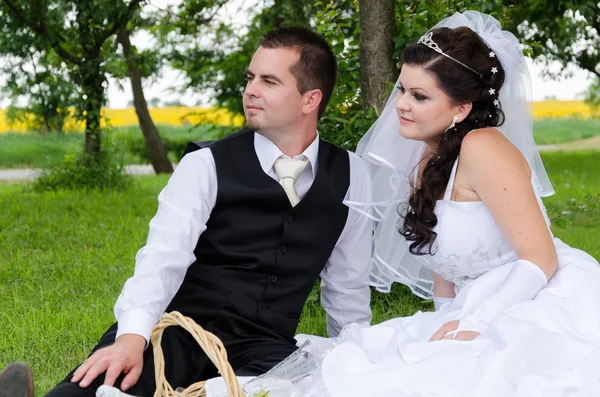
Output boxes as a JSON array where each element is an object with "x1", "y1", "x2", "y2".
[{"x1": 182, "y1": 127, "x2": 253, "y2": 157}]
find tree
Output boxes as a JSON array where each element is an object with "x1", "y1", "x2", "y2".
[
  {"x1": 584, "y1": 77, "x2": 600, "y2": 115},
  {"x1": 1, "y1": 54, "x2": 77, "y2": 133},
  {"x1": 117, "y1": 23, "x2": 173, "y2": 173},
  {"x1": 1, "y1": 0, "x2": 143, "y2": 161},
  {"x1": 148, "y1": 97, "x2": 162, "y2": 107},
  {"x1": 0, "y1": 5, "x2": 77, "y2": 133},
  {"x1": 165, "y1": 0, "x2": 314, "y2": 116},
  {"x1": 359, "y1": 0, "x2": 396, "y2": 113},
  {"x1": 505, "y1": 1, "x2": 599, "y2": 79}
]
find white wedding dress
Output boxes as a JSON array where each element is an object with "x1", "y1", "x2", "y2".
[{"x1": 234, "y1": 158, "x2": 600, "y2": 397}]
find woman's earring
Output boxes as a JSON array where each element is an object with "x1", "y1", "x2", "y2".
[{"x1": 444, "y1": 116, "x2": 458, "y2": 133}]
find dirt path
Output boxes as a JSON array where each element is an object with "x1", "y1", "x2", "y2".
[
  {"x1": 538, "y1": 136, "x2": 600, "y2": 152},
  {"x1": 0, "y1": 164, "x2": 162, "y2": 181}
]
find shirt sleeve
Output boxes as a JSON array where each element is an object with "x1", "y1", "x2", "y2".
[
  {"x1": 320, "y1": 152, "x2": 373, "y2": 337},
  {"x1": 114, "y1": 149, "x2": 217, "y2": 342}
]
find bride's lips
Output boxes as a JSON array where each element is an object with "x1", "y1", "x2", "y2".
[{"x1": 399, "y1": 116, "x2": 414, "y2": 124}]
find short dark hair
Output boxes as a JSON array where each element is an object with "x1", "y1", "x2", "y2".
[{"x1": 260, "y1": 27, "x2": 337, "y2": 118}]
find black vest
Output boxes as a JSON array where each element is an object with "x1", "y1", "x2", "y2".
[{"x1": 168, "y1": 128, "x2": 350, "y2": 343}]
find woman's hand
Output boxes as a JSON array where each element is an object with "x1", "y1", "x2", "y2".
[{"x1": 429, "y1": 320, "x2": 480, "y2": 342}]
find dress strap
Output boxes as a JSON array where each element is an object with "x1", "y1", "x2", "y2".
[{"x1": 443, "y1": 157, "x2": 460, "y2": 201}]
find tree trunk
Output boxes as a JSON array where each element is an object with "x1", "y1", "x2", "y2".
[
  {"x1": 359, "y1": 0, "x2": 396, "y2": 113},
  {"x1": 118, "y1": 26, "x2": 173, "y2": 174},
  {"x1": 81, "y1": 60, "x2": 104, "y2": 163}
]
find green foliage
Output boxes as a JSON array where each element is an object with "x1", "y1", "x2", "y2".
[
  {"x1": 506, "y1": 0, "x2": 599, "y2": 78},
  {"x1": 314, "y1": 0, "x2": 374, "y2": 149},
  {"x1": 115, "y1": 124, "x2": 236, "y2": 162},
  {"x1": 0, "y1": 2, "x2": 78, "y2": 133},
  {"x1": 32, "y1": 137, "x2": 134, "y2": 192},
  {"x1": 166, "y1": 0, "x2": 516, "y2": 150},
  {"x1": 314, "y1": 0, "x2": 514, "y2": 149},
  {"x1": 584, "y1": 77, "x2": 600, "y2": 117},
  {"x1": 1, "y1": 64, "x2": 77, "y2": 134},
  {"x1": 0, "y1": 0, "x2": 144, "y2": 158},
  {"x1": 0, "y1": 124, "x2": 237, "y2": 169},
  {"x1": 165, "y1": 0, "x2": 314, "y2": 116},
  {"x1": 0, "y1": 133, "x2": 83, "y2": 169}
]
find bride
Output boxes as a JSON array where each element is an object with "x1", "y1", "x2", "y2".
[{"x1": 233, "y1": 10, "x2": 600, "y2": 397}]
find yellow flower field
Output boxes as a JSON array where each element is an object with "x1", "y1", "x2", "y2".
[
  {"x1": 0, "y1": 106, "x2": 245, "y2": 134},
  {"x1": 532, "y1": 100, "x2": 595, "y2": 119},
  {"x1": 0, "y1": 101, "x2": 595, "y2": 133}
]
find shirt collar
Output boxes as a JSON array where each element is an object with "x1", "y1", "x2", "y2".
[{"x1": 253, "y1": 131, "x2": 319, "y2": 178}]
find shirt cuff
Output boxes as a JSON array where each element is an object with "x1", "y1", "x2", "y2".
[{"x1": 115, "y1": 309, "x2": 158, "y2": 346}]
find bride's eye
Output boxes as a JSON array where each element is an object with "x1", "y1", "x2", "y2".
[
  {"x1": 413, "y1": 93, "x2": 428, "y2": 101},
  {"x1": 396, "y1": 84, "x2": 405, "y2": 93}
]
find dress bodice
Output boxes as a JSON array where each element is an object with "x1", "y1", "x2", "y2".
[{"x1": 414, "y1": 158, "x2": 520, "y2": 292}]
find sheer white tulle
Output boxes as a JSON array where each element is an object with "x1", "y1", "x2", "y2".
[{"x1": 343, "y1": 11, "x2": 554, "y2": 298}]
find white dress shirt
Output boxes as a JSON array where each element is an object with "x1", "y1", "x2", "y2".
[{"x1": 114, "y1": 132, "x2": 373, "y2": 341}]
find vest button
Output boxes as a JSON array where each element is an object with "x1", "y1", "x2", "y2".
[
  {"x1": 280, "y1": 246, "x2": 287, "y2": 254},
  {"x1": 260, "y1": 303, "x2": 267, "y2": 310},
  {"x1": 286, "y1": 214, "x2": 294, "y2": 223},
  {"x1": 271, "y1": 275, "x2": 278, "y2": 282}
]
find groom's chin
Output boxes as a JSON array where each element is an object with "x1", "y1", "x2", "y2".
[{"x1": 245, "y1": 119, "x2": 261, "y2": 132}]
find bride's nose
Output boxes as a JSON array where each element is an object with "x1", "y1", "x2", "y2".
[{"x1": 395, "y1": 91, "x2": 410, "y2": 114}]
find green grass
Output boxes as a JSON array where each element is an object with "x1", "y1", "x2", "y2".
[
  {"x1": 0, "y1": 125, "x2": 232, "y2": 169},
  {"x1": 533, "y1": 118, "x2": 600, "y2": 145},
  {"x1": 0, "y1": 133, "x2": 83, "y2": 169},
  {"x1": 0, "y1": 119, "x2": 598, "y2": 169},
  {"x1": 0, "y1": 152, "x2": 599, "y2": 394}
]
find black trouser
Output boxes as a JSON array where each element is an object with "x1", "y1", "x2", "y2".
[{"x1": 44, "y1": 322, "x2": 297, "y2": 397}]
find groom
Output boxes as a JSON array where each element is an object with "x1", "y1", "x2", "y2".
[{"x1": 12, "y1": 27, "x2": 372, "y2": 397}]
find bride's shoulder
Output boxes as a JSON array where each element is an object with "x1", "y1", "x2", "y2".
[
  {"x1": 461, "y1": 127, "x2": 507, "y2": 148},
  {"x1": 459, "y1": 127, "x2": 527, "y2": 171}
]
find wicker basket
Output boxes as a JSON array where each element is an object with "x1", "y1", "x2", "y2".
[{"x1": 150, "y1": 311, "x2": 246, "y2": 397}]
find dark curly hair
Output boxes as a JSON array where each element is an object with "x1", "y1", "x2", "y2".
[{"x1": 400, "y1": 26, "x2": 506, "y2": 255}]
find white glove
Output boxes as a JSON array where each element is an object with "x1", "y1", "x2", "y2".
[
  {"x1": 455, "y1": 259, "x2": 548, "y2": 334},
  {"x1": 433, "y1": 296, "x2": 454, "y2": 311}
]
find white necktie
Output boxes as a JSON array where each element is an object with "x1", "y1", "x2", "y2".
[{"x1": 273, "y1": 157, "x2": 309, "y2": 207}]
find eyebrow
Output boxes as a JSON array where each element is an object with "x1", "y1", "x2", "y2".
[
  {"x1": 246, "y1": 70, "x2": 284, "y2": 85},
  {"x1": 399, "y1": 83, "x2": 429, "y2": 94}
]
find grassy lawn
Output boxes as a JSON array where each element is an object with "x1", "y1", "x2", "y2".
[
  {"x1": 0, "y1": 125, "x2": 232, "y2": 169},
  {"x1": 0, "y1": 119, "x2": 598, "y2": 169},
  {"x1": 0, "y1": 152, "x2": 598, "y2": 394},
  {"x1": 533, "y1": 118, "x2": 600, "y2": 145}
]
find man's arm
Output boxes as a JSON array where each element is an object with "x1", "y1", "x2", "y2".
[
  {"x1": 320, "y1": 152, "x2": 373, "y2": 337},
  {"x1": 72, "y1": 149, "x2": 217, "y2": 390},
  {"x1": 114, "y1": 148, "x2": 217, "y2": 342}
]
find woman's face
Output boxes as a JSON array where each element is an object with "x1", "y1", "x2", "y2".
[{"x1": 395, "y1": 64, "x2": 464, "y2": 144}]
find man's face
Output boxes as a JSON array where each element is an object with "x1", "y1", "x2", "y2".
[{"x1": 243, "y1": 46, "x2": 305, "y2": 134}]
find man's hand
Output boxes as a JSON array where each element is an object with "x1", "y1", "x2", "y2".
[
  {"x1": 71, "y1": 333, "x2": 146, "y2": 391},
  {"x1": 429, "y1": 320, "x2": 480, "y2": 342}
]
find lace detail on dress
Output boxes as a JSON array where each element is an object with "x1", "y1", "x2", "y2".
[
  {"x1": 405, "y1": 157, "x2": 549, "y2": 296},
  {"x1": 455, "y1": 300, "x2": 509, "y2": 334},
  {"x1": 415, "y1": 232, "x2": 512, "y2": 293}
]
